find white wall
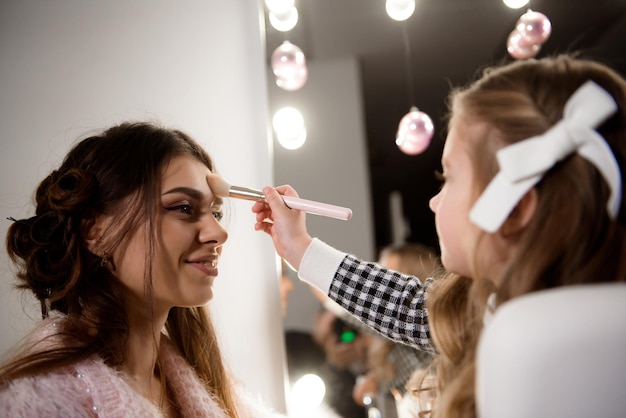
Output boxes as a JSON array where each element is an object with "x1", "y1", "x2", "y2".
[
  {"x1": 270, "y1": 57, "x2": 376, "y2": 332},
  {"x1": 0, "y1": 0, "x2": 287, "y2": 412}
]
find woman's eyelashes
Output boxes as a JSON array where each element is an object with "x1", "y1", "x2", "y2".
[
  {"x1": 165, "y1": 202, "x2": 195, "y2": 217},
  {"x1": 164, "y1": 200, "x2": 224, "y2": 222}
]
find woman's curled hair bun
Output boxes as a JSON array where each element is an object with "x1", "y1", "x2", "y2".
[
  {"x1": 35, "y1": 168, "x2": 98, "y2": 216},
  {"x1": 7, "y1": 167, "x2": 100, "y2": 307}
]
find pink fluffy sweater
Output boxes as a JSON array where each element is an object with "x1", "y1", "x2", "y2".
[{"x1": 0, "y1": 321, "x2": 284, "y2": 417}]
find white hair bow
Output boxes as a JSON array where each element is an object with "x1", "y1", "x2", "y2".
[{"x1": 469, "y1": 81, "x2": 622, "y2": 233}]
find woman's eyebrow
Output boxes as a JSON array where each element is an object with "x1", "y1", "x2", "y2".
[
  {"x1": 162, "y1": 187, "x2": 203, "y2": 200},
  {"x1": 161, "y1": 187, "x2": 223, "y2": 205}
]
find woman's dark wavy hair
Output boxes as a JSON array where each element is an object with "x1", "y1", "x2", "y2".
[{"x1": 2, "y1": 122, "x2": 240, "y2": 416}]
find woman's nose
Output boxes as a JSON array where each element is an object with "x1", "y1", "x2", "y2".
[{"x1": 198, "y1": 215, "x2": 228, "y2": 245}]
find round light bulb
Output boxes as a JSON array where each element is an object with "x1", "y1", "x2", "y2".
[
  {"x1": 273, "y1": 107, "x2": 307, "y2": 150},
  {"x1": 269, "y1": 6, "x2": 298, "y2": 32},
  {"x1": 290, "y1": 374, "x2": 326, "y2": 410},
  {"x1": 265, "y1": 0, "x2": 294, "y2": 14},
  {"x1": 385, "y1": 0, "x2": 416, "y2": 21},
  {"x1": 502, "y1": 0, "x2": 529, "y2": 9}
]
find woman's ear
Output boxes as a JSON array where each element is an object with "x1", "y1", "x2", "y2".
[
  {"x1": 83, "y1": 214, "x2": 111, "y2": 255},
  {"x1": 500, "y1": 188, "x2": 538, "y2": 237}
]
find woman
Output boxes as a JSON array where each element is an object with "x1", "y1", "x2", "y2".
[{"x1": 0, "y1": 122, "x2": 283, "y2": 417}]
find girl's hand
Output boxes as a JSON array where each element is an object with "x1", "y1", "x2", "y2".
[{"x1": 252, "y1": 185, "x2": 312, "y2": 270}]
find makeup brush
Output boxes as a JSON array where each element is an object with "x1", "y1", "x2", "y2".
[{"x1": 207, "y1": 173, "x2": 353, "y2": 221}]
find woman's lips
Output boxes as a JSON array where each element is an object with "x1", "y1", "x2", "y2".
[{"x1": 188, "y1": 259, "x2": 218, "y2": 276}]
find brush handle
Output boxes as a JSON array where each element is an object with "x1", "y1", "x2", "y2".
[
  {"x1": 282, "y1": 195, "x2": 353, "y2": 220},
  {"x1": 228, "y1": 186, "x2": 352, "y2": 220}
]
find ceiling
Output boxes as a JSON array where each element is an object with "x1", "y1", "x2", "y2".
[{"x1": 265, "y1": 0, "x2": 626, "y2": 252}]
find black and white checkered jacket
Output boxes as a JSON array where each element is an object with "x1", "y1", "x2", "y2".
[{"x1": 299, "y1": 239, "x2": 436, "y2": 354}]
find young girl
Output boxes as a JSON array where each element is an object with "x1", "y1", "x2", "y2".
[
  {"x1": 0, "y1": 122, "x2": 283, "y2": 417},
  {"x1": 251, "y1": 55, "x2": 626, "y2": 417}
]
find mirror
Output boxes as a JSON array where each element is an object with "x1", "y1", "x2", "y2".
[{"x1": 264, "y1": 0, "x2": 626, "y2": 414}]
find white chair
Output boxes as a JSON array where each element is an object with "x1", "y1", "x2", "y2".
[{"x1": 476, "y1": 284, "x2": 626, "y2": 418}]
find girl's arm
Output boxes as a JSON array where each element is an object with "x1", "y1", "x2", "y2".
[
  {"x1": 300, "y1": 238, "x2": 434, "y2": 352},
  {"x1": 253, "y1": 186, "x2": 435, "y2": 353}
]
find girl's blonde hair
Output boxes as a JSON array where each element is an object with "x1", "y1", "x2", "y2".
[{"x1": 425, "y1": 55, "x2": 626, "y2": 417}]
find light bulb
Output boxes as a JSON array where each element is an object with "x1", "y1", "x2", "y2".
[
  {"x1": 395, "y1": 106, "x2": 434, "y2": 155},
  {"x1": 273, "y1": 107, "x2": 307, "y2": 150},
  {"x1": 290, "y1": 374, "x2": 326, "y2": 410},
  {"x1": 271, "y1": 41, "x2": 308, "y2": 91},
  {"x1": 386, "y1": 0, "x2": 416, "y2": 21},
  {"x1": 502, "y1": 0, "x2": 529, "y2": 9},
  {"x1": 265, "y1": 0, "x2": 294, "y2": 14},
  {"x1": 269, "y1": 6, "x2": 298, "y2": 32}
]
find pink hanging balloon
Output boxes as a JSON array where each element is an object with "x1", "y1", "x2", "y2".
[
  {"x1": 276, "y1": 66, "x2": 308, "y2": 91},
  {"x1": 395, "y1": 107, "x2": 434, "y2": 155},
  {"x1": 507, "y1": 29, "x2": 541, "y2": 60},
  {"x1": 515, "y1": 9, "x2": 552, "y2": 46},
  {"x1": 271, "y1": 41, "x2": 308, "y2": 91}
]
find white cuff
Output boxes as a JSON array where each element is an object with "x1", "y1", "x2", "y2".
[{"x1": 298, "y1": 237, "x2": 347, "y2": 294}]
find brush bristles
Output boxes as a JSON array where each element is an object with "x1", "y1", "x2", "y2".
[
  {"x1": 208, "y1": 173, "x2": 352, "y2": 219},
  {"x1": 206, "y1": 173, "x2": 232, "y2": 198}
]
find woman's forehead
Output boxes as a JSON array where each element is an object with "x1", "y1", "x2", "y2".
[{"x1": 161, "y1": 156, "x2": 210, "y2": 184}]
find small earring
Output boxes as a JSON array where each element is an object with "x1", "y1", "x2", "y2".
[{"x1": 101, "y1": 251, "x2": 108, "y2": 268}]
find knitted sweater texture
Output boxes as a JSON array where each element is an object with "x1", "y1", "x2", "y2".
[{"x1": 0, "y1": 322, "x2": 283, "y2": 418}]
